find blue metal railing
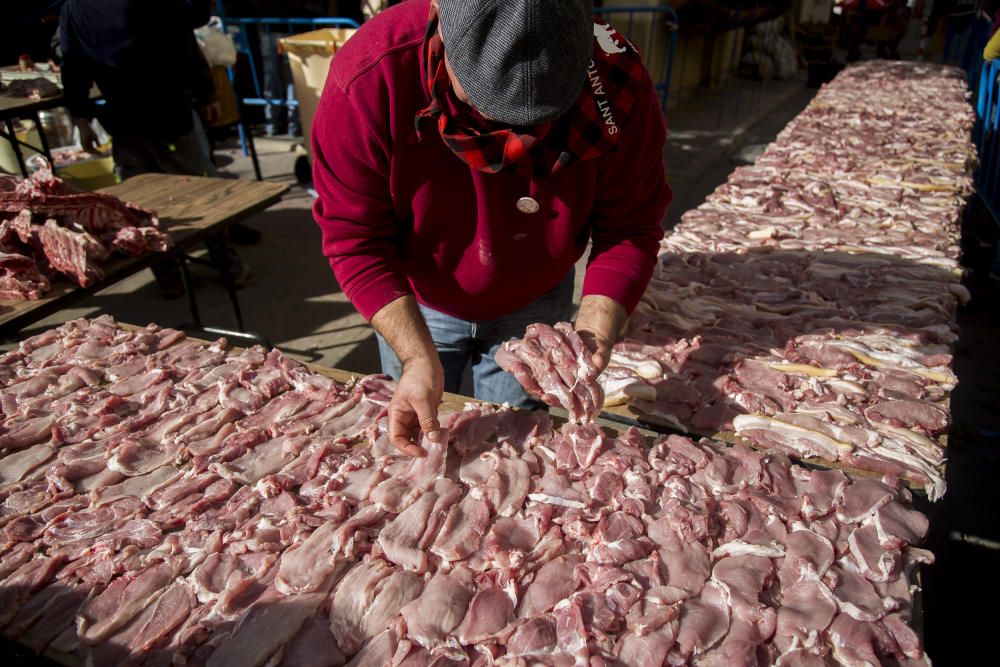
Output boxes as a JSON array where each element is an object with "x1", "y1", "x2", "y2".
[
  {"x1": 594, "y1": 6, "x2": 680, "y2": 111},
  {"x1": 974, "y1": 58, "x2": 1000, "y2": 225},
  {"x1": 216, "y1": 7, "x2": 679, "y2": 160},
  {"x1": 218, "y1": 17, "x2": 360, "y2": 111},
  {"x1": 215, "y1": 16, "x2": 359, "y2": 158},
  {"x1": 219, "y1": 10, "x2": 678, "y2": 113}
]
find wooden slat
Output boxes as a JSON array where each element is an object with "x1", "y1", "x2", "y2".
[
  {"x1": 0, "y1": 91, "x2": 66, "y2": 117},
  {"x1": 0, "y1": 72, "x2": 97, "y2": 118},
  {"x1": 6, "y1": 323, "x2": 924, "y2": 665},
  {"x1": 0, "y1": 174, "x2": 289, "y2": 336},
  {"x1": 100, "y1": 174, "x2": 289, "y2": 248}
]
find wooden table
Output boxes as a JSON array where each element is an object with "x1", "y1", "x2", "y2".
[
  {"x1": 0, "y1": 324, "x2": 925, "y2": 666},
  {"x1": 0, "y1": 92, "x2": 67, "y2": 176},
  {"x1": 0, "y1": 67, "x2": 106, "y2": 176},
  {"x1": 0, "y1": 65, "x2": 74, "y2": 176},
  {"x1": 0, "y1": 90, "x2": 69, "y2": 118},
  {"x1": 0, "y1": 174, "x2": 289, "y2": 337}
]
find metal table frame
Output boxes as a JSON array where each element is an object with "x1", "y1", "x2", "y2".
[
  {"x1": 176, "y1": 251, "x2": 269, "y2": 347},
  {"x1": 0, "y1": 94, "x2": 65, "y2": 176},
  {"x1": 0, "y1": 174, "x2": 288, "y2": 343}
]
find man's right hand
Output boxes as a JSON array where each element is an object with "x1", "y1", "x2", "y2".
[
  {"x1": 200, "y1": 101, "x2": 223, "y2": 128},
  {"x1": 74, "y1": 118, "x2": 100, "y2": 153},
  {"x1": 388, "y1": 355, "x2": 444, "y2": 457},
  {"x1": 371, "y1": 295, "x2": 445, "y2": 457}
]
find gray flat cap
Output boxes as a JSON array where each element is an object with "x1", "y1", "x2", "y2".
[{"x1": 439, "y1": 0, "x2": 594, "y2": 126}]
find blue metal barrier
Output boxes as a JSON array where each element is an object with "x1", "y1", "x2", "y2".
[
  {"x1": 216, "y1": 16, "x2": 359, "y2": 158},
  {"x1": 974, "y1": 58, "x2": 1000, "y2": 225},
  {"x1": 594, "y1": 6, "x2": 680, "y2": 110},
  {"x1": 217, "y1": 7, "x2": 677, "y2": 161},
  {"x1": 218, "y1": 17, "x2": 360, "y2": 112}
]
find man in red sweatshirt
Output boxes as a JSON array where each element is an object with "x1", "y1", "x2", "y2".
[{"x1": 313, "y1": 0, "x2": 671, "y2": 455}]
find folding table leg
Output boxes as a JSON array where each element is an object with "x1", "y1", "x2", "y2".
[
  {"x1": 3, "y1": 119, "x2": 29, "y2": 177},
  {"x1": 242, "y1": 119, "x2": 263, "y2": 181},
  {"x1": 31, "y1": 111, "x2": 53, "y2": 164},
  {"x1": 178, "y1": 255, "x2": 202, "y2": 329},
  {"x1": 219, "y1": 266, "x2": 246, "y2": 332},
  {"x1": 174, "y1": 252, "x2": 270, "y2": 347}
]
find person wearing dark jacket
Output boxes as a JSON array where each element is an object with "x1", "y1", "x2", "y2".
[
  {"x1": 60, "y1": 0, "x2": 250, "y2": 295},
  {"x1": 312, "y1": 0, "x2": 671, "y2": 455}
]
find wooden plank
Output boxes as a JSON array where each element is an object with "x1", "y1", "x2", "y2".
[
  {"x1": 100, "y1": 174, "x2": 289, "y2": 246},
  {"x1": 5, "y1": 323, "x2": 924, "y2": 665},
  {"x1": 0, "y1": 174, "x2": 289, "y2": 336},
  {"x1": 0, "y1": 71, "x2": 97, "y2": 118},
  {"x1": 0, "y1": 91, "x2": 66, "y2": 117}
]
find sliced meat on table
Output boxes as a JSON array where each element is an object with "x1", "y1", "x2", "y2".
[
  {"x1": 377, "y1": 478, "x2": 460, "y2": 573},
  {"x1": 496, "y1": 322, "x2": 604, "y2": 423},
  {"x1": 206, "y1": 582, "x2": 334, "y2": 667},
  {"x1": 400, "y1": 564, "x2": 476, "y2": 651},
  {"x1": 329, "y1": 557, "x2": 394, "y2": 655}
]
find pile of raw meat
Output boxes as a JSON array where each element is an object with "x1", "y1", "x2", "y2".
[
  {"x1": 0, "y1": 317, "x2": 932, "y2": 665},
  {"x1": 496, "y1": 322, "x2": 604, "y2": 423},
  {"x1": 601, "y1": 62, "x2": 973, "y2": 499},
  {"x1": 0, "y1": 162, "x2": 170, "y2": 299}
]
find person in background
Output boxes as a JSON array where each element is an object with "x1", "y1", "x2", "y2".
[
  {"x1": 312, "y1": 0, "x2": 671, "y2": 455},
  {"x1": 877, "y1": 0, "x2": 911, "y2": 59},
  {"x1": 60, "y1": 0, "x2": 254, "y2": 298}
]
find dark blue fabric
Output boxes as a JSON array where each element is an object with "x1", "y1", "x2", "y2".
[{"x1": 60, "y1": 0, "x2": 214, "y2": 140}]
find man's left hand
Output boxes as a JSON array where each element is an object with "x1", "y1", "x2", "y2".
[
  {"x1": 574, "y1": 294, "x2": 628, "y2": 374},
  {"x1": 200, "y1": 101, "x2": 223, "y2": 127}
]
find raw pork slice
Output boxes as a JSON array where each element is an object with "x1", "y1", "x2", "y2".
[
  {"x1": 496, "y1": 322, "x2": 604, "y2": 422},
  {"x1": 36, "y1": 219, "x2": 107, "y2": 287}
]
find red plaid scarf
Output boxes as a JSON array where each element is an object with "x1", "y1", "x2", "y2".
[{"x1": 415, "y1": 10, "x2": 646, "y2": 177}]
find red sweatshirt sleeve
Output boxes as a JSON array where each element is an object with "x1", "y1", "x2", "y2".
[
  {"x1": 311, "y1": 71, "x2": 411, "y2": 322},
  {"x1": 582, "y1": 69, "x2": 671, "y2": 313}
]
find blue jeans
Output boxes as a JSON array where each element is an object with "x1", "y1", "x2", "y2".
[{"x1": 377, "y1": 272, "x2": 575, "y2": 408}]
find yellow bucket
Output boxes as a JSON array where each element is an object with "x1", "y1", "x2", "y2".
[{"x1": 56, "y1": 154, "x2": 118, "y2": 191}]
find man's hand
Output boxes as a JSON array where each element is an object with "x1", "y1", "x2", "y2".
[
  {"x1": 388, "y1": 356, "x2": 444, "y2": 457},
  {"x1": 74, "y1": 118, "x2": 99, "y2": 153},
  {"x1": 574, "y1": 294, "x2": 628, "y2": 373},
  {"x1": 200, "y1": 101, "x2": 223, "y2": 127},
  {"x1": 371, "y1": 295, "x2": 443, "y2": 456}
]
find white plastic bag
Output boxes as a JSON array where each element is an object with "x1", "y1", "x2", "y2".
[{"x1": 196, "y1": 17, "x2": 237, "y2": 68}]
